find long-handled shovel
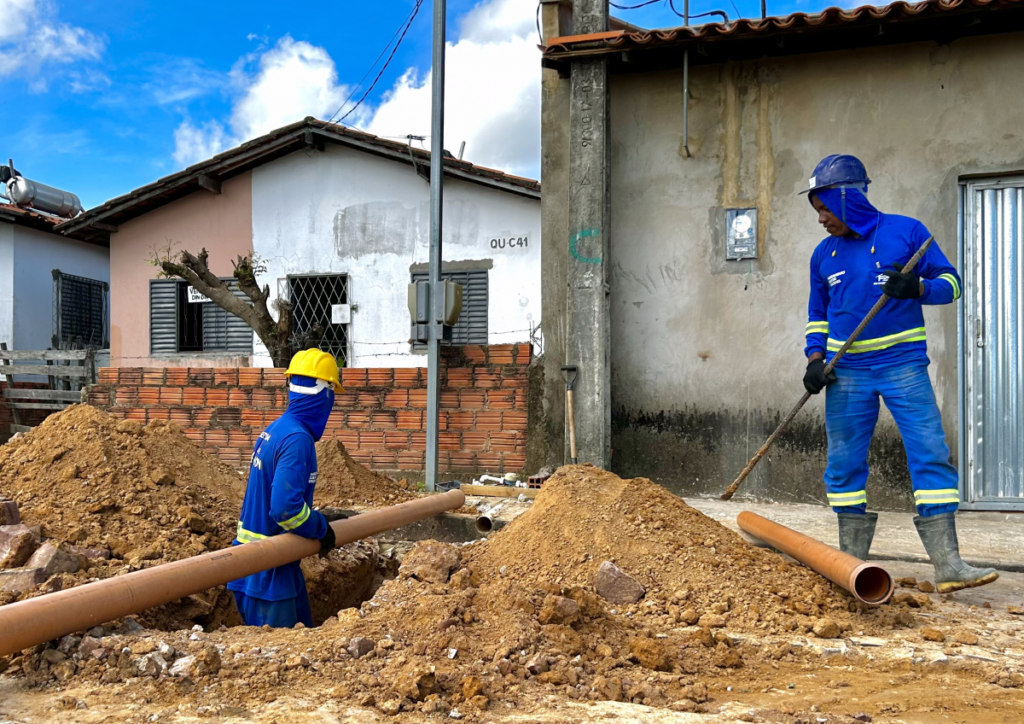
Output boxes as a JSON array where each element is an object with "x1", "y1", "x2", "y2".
[
  {"x1": 561, "y1": 365, "x2": 579, "y2": 464},
  {"x1": 720, "y1": 236, "x2": 935, "y2": 501}
]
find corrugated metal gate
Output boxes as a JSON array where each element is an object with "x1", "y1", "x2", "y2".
[{"x1": 961, "y1": 177, "x2": 1024, "y2": 510}]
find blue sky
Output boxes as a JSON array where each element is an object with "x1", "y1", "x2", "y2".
[{"x1": 1, "y1": 0, "x2": 856, "y2": 210}]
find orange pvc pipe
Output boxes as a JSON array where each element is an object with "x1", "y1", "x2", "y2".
[
  {"x1": 0, "y1": 490, "x2": 465, "y2": 657},
  {"x1": 737, "y1": 511, "x2": 893, "y2": 606}
]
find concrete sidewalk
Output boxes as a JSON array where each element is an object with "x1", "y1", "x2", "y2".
[{"x1": 687, "y1": 497, "x2": 1024, "y2": 572}]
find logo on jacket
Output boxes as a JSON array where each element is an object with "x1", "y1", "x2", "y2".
[
  {"x1": 827, "y1": 271, "x2": 845, "y2": 287},
  {"x1": 308, "y1": 471, "x2": 318, "y2": 487},
  {"x1": 874, "y1": 273, "x2": 889, "y2": 287}
]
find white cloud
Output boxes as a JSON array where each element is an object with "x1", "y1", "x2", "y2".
[
  {"x1": 172, "y1": 36, "x2": 350, "y2": 167},
  {"x1": 360, "y1": 0, "x2": 541, "y2": 178},
  {"x1": 171, "y1": 0, "x2": 541, "y2": 178},
  {"x1": 0, "y1": 0, "x2": 105, "y2": 86}
]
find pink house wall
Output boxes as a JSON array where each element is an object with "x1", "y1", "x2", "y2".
[{"x1": 109, "y1": 172, "x2": 253, "y2": 367}]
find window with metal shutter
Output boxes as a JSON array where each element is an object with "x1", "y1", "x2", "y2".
[
  {"x1": 149, "y1": 280, "x2": 178, "y2": 354},
  {"x1": 410, "y1": 269, "x2": 488, "y2": 349},
  {"x1": 203, "y1": 281, "x2": 253, "y2": 353}
]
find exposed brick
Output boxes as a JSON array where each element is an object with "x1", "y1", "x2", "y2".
[
  {"x1": 491, "y1": 433, "x2": 519, "y2": 452},
  {"x1": 142, "y1": 369, "x2": 166, "y2": 386},
  {"x1": 138, "y1": 388, "x2": 160, "y2": 405},
  {"x1": 213, "y1": 368, "x2": 238, "y2": 386},
  {"x1": 183, "y1": 387, "x2": 206, "y2": 406},
  {"x1": 514, "y1": 389, "x2": 527, "y2": 409},
  {"x1": 238, "y1": 368, "x2": 263, "y2": 387},
  {"x1": 410, "y1": 432, "x2": 426, "y2": 451},
  {"x1": 229, "y1": 429, "x2": 251, "y2": 448},
  {"x1": 476, "y1": 452, "x2": 502, "y2": 470},
  {"x1": 88, "y1": 389, "x2": 110, "y2": 406},
  {"x1": 462, "y1": 345, "x2": 487, "y2": 364},
  {"x1": 169, "y1": 408, "x2": 192, "y2": 425},
  {"x1": 462, "y1": 432, "x2": 488, "y2": 451},
  {"x1": 115, "y1": 387, "x2": 139, "y2": 405},
  {"x1": 205, "y1": 429, "x2": 228, "y2": 445},
  {"x1": 188, "y1": 368, "x2": 214, "y2": 386},
  {"x1": 460, "y1": 390, "x2": 486, "y2": 409},
  {"x1": 504, "y1": 453, "x2": 526, "y2": 470},
  {"x1": 357, "y1": 392, "x2": 381, "y2": 409},
  {"x1": 341, "y1": 368, "x2": 367, "y2": 388},
  {"x1": 193, "y1": 408, "x2": 213, "y2": 427},
  {"x1": 384, "y1": 431, "x2": 410, "y2": 450},
  {"x1": 440, "y1": 390, "x2": 459, "y2": 409},
  {"x1": 206, "y1": 389, "x2": 229, "y2": 406},
  {"x1": 371, "y1": 452, "x2": 398, "y2": 469},
  {"x1": 397, "y1": 451, "x2": 424, "y2": 469},
  {"x1": 119, "y1": 368, "x2": 143, "y2": 385},
  {"x1": 371, "y1": 411, "x2": 396, "y2": 429},
  {"x1": 408, "y1": 389, "x2": 427, "y2": 408},
  {"x1": 325, "y1": 411, "x2": 345, "y2": 429},
  {"x1": 488, "y1": 390, "x2": 516, "y2": 410},
  {"x1": 229, "y1": 388, "x2": 252, "y2": 407},
  {"x1": 160, "y1": 387, "x2": 183, "y2": 405},
  {"x1": 182, "y1": 427, "x2": 204, "y2": 442},
  {"x1": 488, "y1": 344, "x2": 515, "y2": 365},
  {"x1": 502, "y1": 411, "x2": 528, "y2": 431},
  {"x1": 475, "y1": 412, "x2": 502, "y2": 431},
  {"x1": 515, "y1": 343, "x2": 532, "y2": 364},
  {"x1": 335, "y1": 393, "x2": 357, "y2": 407},
  {"x1": 147, "y1": 408, "x2": 170, "y2": 421},
  {"x1": 347, "y1": 411, "x2": 370, "y2": 428},
  {"x1": 397, "y1": 411, "x2": 423, "y2": 430},
  {"x1": 126, "y1": 408, "x2": 146, "y2": 422},
  {"x1": 334, "y1": 430, "x2": 359, "y2": 449},
  {"x1": 241, "y1": 409, "x2": 266, "y2": 428},
  {"x1": 474, "y1": 371, "x2": 501, "y2": 389},
  {"x1": 349, "y1": 450, "x2": 372, "y2": 466},
  {"x1": 219, "y1": 448, "x2": 243, "y2": 466},
  {"x1": 447, "y1": 411, "x2": 474, "y2": 430},
  {"x1": 107, "y1": 406, "x2": 127, "y2": 419},
  {"x1": 166, "y1": 368, "x2": 189, "y2": 387},
  {"x1": 250, "y1": 389, "x2": 275, "y2": 408},
  {"x1": 367, "y1": 368, "x2": 393, "y2": 386},
  {"x1": 435, "y1": 452, "x2": 451, "y2": 472},
  {"x1": 383, "y1": 390, "x2": 408, "y2": 408},
  {"x1": 439, "y1": 431, "x2": 461, "y2": 452},
  {"x1": 263, "y1": 369, "x2": 286, "y2": 388},
  {"x1": 98, "y1": 368, "x2": 118, "y2": 385},
  {"x1": 447, "y1": 368, "x2": 473, "y2": 388},
  {"x1": 448, "y1": 452, "x2": 476, "y2": 471},
  {"x1": 275, "y1": 390, "x2": 290, "y2": 408},
  {"x1": 501, "y1": 371, "x2": 528, "y2": 388},
  {"x1": 394, "y1": 368, "x2": 420, "y2": 387}
]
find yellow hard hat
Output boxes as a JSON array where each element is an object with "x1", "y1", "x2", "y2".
[{"x1": 284, "y1": 349, "x2": 345, "y2": 393}]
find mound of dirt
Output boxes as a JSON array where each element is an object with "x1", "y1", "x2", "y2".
[{"x1": 314, "y1": 439, "x2": 415, "y2": 508}]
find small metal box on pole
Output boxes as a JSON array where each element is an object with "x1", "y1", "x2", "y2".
[{"x1": 408, "y1": 279, "x2": 463, "y2": 343}]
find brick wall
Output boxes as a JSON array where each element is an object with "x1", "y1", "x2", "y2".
[{"x1": 87, "y1": 344, "x2": 531, "y2": 475}]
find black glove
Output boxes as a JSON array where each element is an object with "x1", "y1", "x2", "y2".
[
  {"x1": 881, "y1": 263, "x2": 921, "y2": 300},
  {"x1": 318, "y1": 525, "x2": 336, "y2": 558},
  {"x1": 803, "y1": 358, "x2": 837, "y2": 395},
  {"x1": 322, "y1": 509, "x2": 348, "y2": 524}
]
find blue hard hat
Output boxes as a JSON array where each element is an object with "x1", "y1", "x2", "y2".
[{"x1": 799, "y1": 154, "x2": 871, "y2": 195}]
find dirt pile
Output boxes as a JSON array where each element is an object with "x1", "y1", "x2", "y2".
[{"x1": 313, "y1": 439, "x2": 415, "y2": 508}]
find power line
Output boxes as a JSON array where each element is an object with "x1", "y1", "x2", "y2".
[
  {"x1": 609, "y1": 0, "x2": 663, "y2": 8},
  {"x1": 337, "y1": 0, "x2": 425, "y2": 125}
]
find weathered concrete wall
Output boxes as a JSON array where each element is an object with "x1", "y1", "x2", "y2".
[
  {"x1": 0, "y1": 224, "x2": 13, "y2": 349},
  {"x1": 109, "y1": 172, "x2": 253, "y2": 367},
  {"x1": 544, "y1": 32, "x2": 1024, "y2": 508},
  {"x1": 251, "y1": 145, "x2": 540, "y2": 369}
]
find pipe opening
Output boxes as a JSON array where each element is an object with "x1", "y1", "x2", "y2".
[
  {"x1": 475, "y1": 516, "x2": 495, "y2": 534},
  {"x1": 852, "y1": 564, "x2": 894, "y2": 605}
]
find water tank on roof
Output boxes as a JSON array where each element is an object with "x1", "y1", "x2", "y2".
[{"x1": 2, "y1": 160, "x2": 82, "y2": 218}]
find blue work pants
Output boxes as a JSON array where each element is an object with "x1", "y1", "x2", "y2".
[
  {"x1": 824, "y1": 364, "x2": 959, "y2": 517},
  {"x1": 233, "y1": 590, "x2": 313, "y2": 629}
]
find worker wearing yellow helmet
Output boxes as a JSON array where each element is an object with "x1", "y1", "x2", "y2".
[{"x1": 227, "y1": 349, "x2": 346, "y2": 628}]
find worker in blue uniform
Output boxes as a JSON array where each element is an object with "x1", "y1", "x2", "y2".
[
  {"x1": 801, "y1": 154, "x2": 997, "y2": 593},
  {"x1": 227, "y1": 349, "x2": 346, "y2": 627}
]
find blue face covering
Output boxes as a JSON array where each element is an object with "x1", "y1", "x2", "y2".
[
  {"x1": 285, "y1": 375, "x2": 335, "y2": 441},
  {"x1": 814, "y1": 186, "x2": 882, "y2": 239}
]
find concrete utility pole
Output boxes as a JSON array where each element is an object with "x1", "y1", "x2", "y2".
[
  {"x1": 425, "y1": 0, "x2": 447, "y2": 492},
  {"x1": 567, "y1": 0, "x2": 611, "y2": 468}
]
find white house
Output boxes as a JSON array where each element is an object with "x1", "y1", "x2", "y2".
[{"x1": 61, "y1": 119, "x2": 541, "y2": 368}]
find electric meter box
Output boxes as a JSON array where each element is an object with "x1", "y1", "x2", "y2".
[
  {"x1": 408, "y1": 280, "x2": 463, "y2": 343},
  {"x1": 726, "y1": 208, "x2": 758, "y2": 261}
]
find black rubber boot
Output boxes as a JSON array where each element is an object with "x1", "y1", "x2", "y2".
[
  {"x1": 837, "y1": 512, "x2": 877, "y2": 561},
  {"x1": 914, "y1": 512, "x2": 999, "y2": 593}
]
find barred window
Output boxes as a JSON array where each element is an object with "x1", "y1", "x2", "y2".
[
  {"x1": 283, "y1": 274, "x2": 350, "y2": 366},
  {"x1": 410, "y1": 269, "x2": 488, "y2": 350},
  {"x1": 53, "y1": 271, "x2": 108, "y2": 348}
]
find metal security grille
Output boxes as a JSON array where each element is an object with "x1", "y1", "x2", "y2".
[
  {"x1": 53, "y1": 271, "x2": 108, "y2": 348},
  {"x1": 962, "y1": 177, "x2": 1024, "y2": 510},
  {"x1": 283, "y1": 274, "x2": 350, "y2": 365},
  {"x1": 150, "y1": 279, "x2": 253, "y2": 355},
  {"x1": 410, "y1": 269, "x2": 488, "y2": 349}
]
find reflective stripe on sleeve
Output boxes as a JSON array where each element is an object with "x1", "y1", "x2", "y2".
[
  {"x1": 938, "y1": 273, "x2": 961, "y2": 300},
  {"x1": 827, "y1": 490, "x2": 868, "y2": 506},
  {"x1": 236, "y1": 523, "x2": 269, "y2": 544},
  {"x1": 914, "y1": 488, "x2": 960, "y2": 505},
  {"x1": 826, "y1": 326, "x2": 927, "y2": 354},
  {"x1": 278, "y1": 503, "x2": 312, "y2": 531}
]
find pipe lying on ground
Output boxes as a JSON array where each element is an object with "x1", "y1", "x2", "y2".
[
  {"x1": 475, "y1": 502, "x2": 503, "y2": 533},
  {"x1": 737, "y1": 511, "x2": 894, "y2": 606},
  {"x1": 0, "y1": 490, "x2": 466, "y2": 658}
]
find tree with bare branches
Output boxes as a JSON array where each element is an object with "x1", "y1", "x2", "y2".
[{"x1": 150, "y1": 243, "x2": 321, "y2": 367}]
